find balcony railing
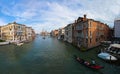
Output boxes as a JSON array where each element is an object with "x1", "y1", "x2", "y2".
[{"x1": 76, "y1": 27, "x2": 83, "y2": 30}]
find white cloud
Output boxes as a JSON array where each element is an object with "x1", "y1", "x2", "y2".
[{"x1": 0, "y1": 0, "x2": 120, "y2": 33}]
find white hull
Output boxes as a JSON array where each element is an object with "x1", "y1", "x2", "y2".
[
  {"x1": 98, "y1": 52, "x2": 117, "y2": 61},
  {"x1": 0, "y1": 42, "x2": 9, "y2": 45},
  {"x1": 57, "y1": 37, "x2": 60, "y2": 40},
  {"x1": 17, "y1": 43, "x2": 23, "y2": 46}
]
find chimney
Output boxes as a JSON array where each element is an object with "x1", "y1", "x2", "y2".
[
  {"x1": 84, "y1": 14, "x2": 86, "y2": 19},
  {"x1": 83, "y1": 14, "x2": 87, "y2": 21}
]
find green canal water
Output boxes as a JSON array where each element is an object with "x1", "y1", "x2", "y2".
[{"x1": 0, "y1": 35, "x2": 119, "y2": 74}]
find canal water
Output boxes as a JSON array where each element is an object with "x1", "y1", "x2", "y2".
[{"x1": 0, "y1": 35, "x2": 119, "y2": 74}]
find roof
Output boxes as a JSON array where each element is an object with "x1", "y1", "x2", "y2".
[{"x1": 110, "y1": 44, "x2": 120, "y2": 49}]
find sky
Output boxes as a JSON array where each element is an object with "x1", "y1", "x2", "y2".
[{"x1": 0, "y1": 0, "x2": 120, "y2": 33}]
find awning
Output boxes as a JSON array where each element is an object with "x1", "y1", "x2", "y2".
[{"x1": 110, "y1": 44, "x2": 120, "y2": 49}]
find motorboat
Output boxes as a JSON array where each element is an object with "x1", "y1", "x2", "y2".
[
  {"x1": 98, "y1": 52, "x2": 117, "y2": 61},
  {"x1": 17, "y1": 42, "x2": 23, "y2": 46},
  {"x1": 57, "y1": 36, "x2": 60, "y2": 40},
  {"x1": 107, "y1": 44, "x2": 120, "y2": 55},
  {"x1": 43, "y1": 36, "x2": 45, "y2": 39},
  {"x1": 0, "y1": 42, "x2": 9, "y2": 45}
]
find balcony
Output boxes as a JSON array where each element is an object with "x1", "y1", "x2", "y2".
[
  {"x1": 75, "y1": 25, "x2": 83, "y2": 30},
  {"x1": 76, "y1": 27, "x2": 83, "y2": 30},
  {"x1": 98, "y1": 27, "x2": 104, "y2": 30}
]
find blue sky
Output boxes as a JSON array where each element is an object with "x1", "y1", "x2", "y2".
[{"x1": 0, "y1": 0, "x2": 120, "y2": 33}]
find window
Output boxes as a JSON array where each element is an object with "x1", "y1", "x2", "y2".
[
  {"x1": 86, "y1": 32, "x2": 88, "y2": 38},
  {"x1": 96, "y1": 38, "x2": 98, "y2": 42},
  {"x1": 90, "y1": 38, "x2": 92, "y2": 43},
  {"x1": 86, "y1": 39, "x2": 88, "y2": 43},
  {"x1": 89, "y1": 21, "x2": 92, "y2": 27},
  {"x1": 90, "y1": 31, "x2": 91, "y2": 36},
  {"x1": 83, "y1": 23, "x2": 85, "y2": 28}
]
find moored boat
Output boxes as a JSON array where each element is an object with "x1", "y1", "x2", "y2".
[
  {"x1": 0, "y1": 42, "x2": 9, "y2": 45},
  {"x1": 98, "y1": 52, "x2": 117, "y2": 61},
  {"x1": 17, "y1": 43, "x2": 23, "y2": 46},
  {"x1": 74, "y1": 55, "x2": 103, "y2": 70},
  {"x1": 43, "y1": 37, "x2": 45, "y2": 39}
]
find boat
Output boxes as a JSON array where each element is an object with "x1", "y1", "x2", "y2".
[
  {"x1": 74, "y1": 55, "x2": 103, "y2": 70},
  {"x1": 107, "y1": 44, "x2": 120, "y2": 55},
  {"x1": 0, "y1": 42, "x2": 9, "y2": 45},
  {"x1": 17, "y1": 42, "x2": 23, "y2": 46},
  {"x1": 98, "y1": 52, "x2": 117, "y2": 61},
  {"x1": 43, "y1": 36, "x2": 45, "y2": 39},
  {"x1": 57, "y1": 36, "x2": 60, "y2": 40},
  {"x1": 41, "y1": 29, "x2": 47, "y2": 39}
]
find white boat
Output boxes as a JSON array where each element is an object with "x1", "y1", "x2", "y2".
[
  {"x1": 107, "y1": 44, "x2": 120, "y2": 55},
  {"x1": 98, "y1": 52, "x2": 117, "y2": 61},
  {"x1": 17, "y1": 43, "x2": 23, "y2": 46},
  {"x1": 43, "y1": 36, "x2": 45, "y2": 39},
  {"x1": 57, "y1": 36, "x2": 60, "y2": 40},
  {"x1": 0, "y1": 42, "x2": 9, "y2": 45}
]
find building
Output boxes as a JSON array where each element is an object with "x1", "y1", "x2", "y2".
[
  {"x1": 114, "y1": 19, "x2": 120, "y2": 38},
  {"x1": 64, "y1": 23, "x2": 73, "y2": 43},
  {"x1": 113, "y1": 19, "x2": 120, "y2": 43},
  {"x1": 51, "y1": 29, "x2": 59, "y2": 37},
  {"x1": 1, "y1": 22, "x2": 26, "y2": 42},
  {"x1": 73, "y1": 14, "x2": 110, "y2": 49},
  {"x1": 58, "y1": 28, "x2": 65, "y2": 40},
  {"x1": 0, "y1": 26, "x2": 1, "y2": 39},
  {"x1": 40, "y1": 30, "x2": 49, "y2": 36},
  {"x1": 1, "y1": 22, "x2": 35, "y2": 42},
  {"x1": 1, "y1": 22, "x2": 16, "y2": 41},
  {"x1": 31, "y1": 29, "x2": 36, "y2": 40},
  {"x1": 26, "y1": 27, "x2": 33, "y2": 41}
]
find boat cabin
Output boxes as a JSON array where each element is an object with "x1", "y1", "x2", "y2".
[{"x1": 107, "y1": 44, "x2": 120, "y2": 55}]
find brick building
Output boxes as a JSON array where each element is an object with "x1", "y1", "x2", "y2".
[{"x1": 73, "y1": 15, "x2": 110, "y2": 49}]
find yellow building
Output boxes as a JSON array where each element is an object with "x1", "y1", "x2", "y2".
[
  {"x1": 1, "y1": 22, "x2": 35, "y2": 42},
  {"x1": 1, "y1": 23, "x2": 14, "y2": 41}
]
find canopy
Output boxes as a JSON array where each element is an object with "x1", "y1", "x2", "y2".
[{"x1": 110, "y1": 44, "x2": 120, "y2": 49}]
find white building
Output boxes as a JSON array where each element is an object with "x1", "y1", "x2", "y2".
[
  {"x1": 26, "y1": 27, "x2": 32, "y2": 41},
  {"x1": 58, "y1": 28, "x2": 65, "y2": 40},
  {"x1": 114, "y1": 19, "x2": 120, "y2": 38},
  {"x1": 64, "y1": 23, "x2": 73, "y2": 43}
]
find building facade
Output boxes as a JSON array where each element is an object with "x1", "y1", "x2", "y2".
[
  {"x1": 73, "y1": 15, "x2": 110, "y2": 49},
  {"x1": 64, "y1": 23, "x2": 73, "y2": 43},
  {"x1": 114, "y1": 19, "x2": 120, "y2": 38},
  {"x1": 26, "y1": 27, "x2": 33, "y2": 41},
  {"x1": 1, "y1": 22, "x2": 35, "y2": 42},
  {"x1": 51, "y1": 30, "x2": 59, "y2": 37},
  {"x1": 31, "y1": 29, "x2": 36, "y2": 40},
  {"x1": 58, "y1": 28, "x2": 65, "y2": 40},
  {"x1": 1, "y1": 23, "x2": 15, "y2": 41},
  {"x1": 0, "y1": 26, "x2": 1, "y2": 39}
]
